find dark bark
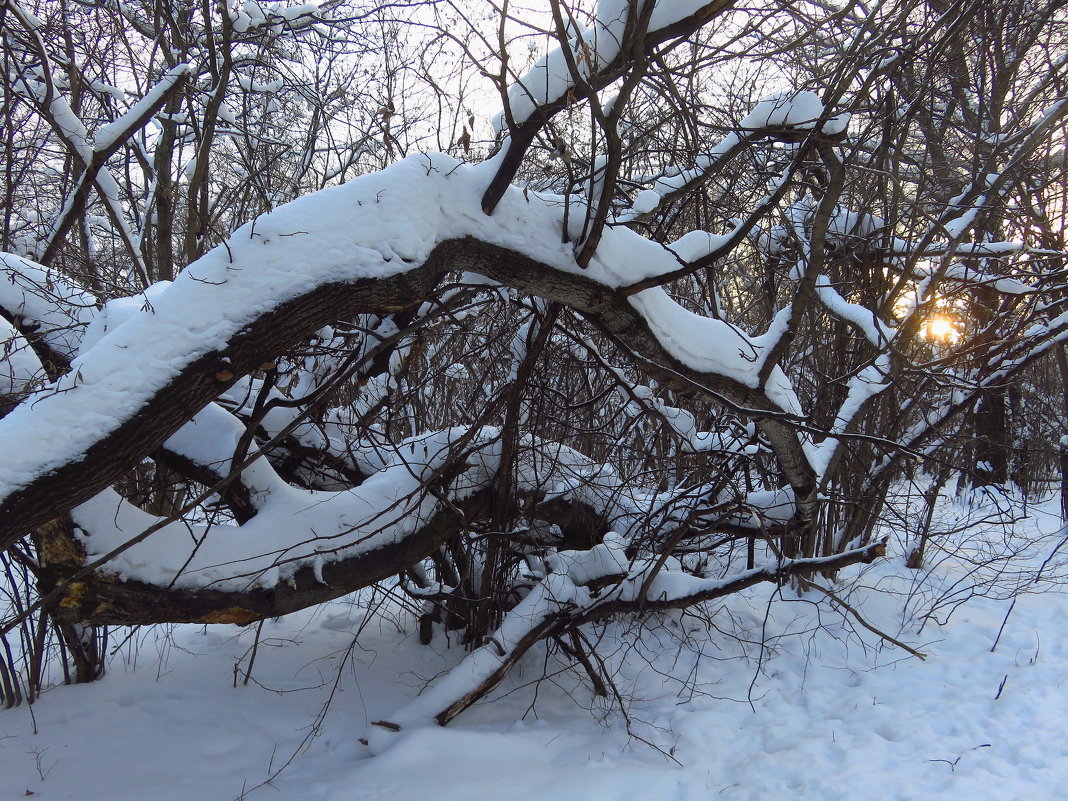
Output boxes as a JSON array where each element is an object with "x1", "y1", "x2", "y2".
[
  {"x1": 973, "y1": 389, "x2": 1010, "y2": 486},
  {"x1": 0, "y1": 237, "x2": 812, "y2": 561},
  {"x1": 45, "y1": 491, "x2": 490, "y2": 626}
]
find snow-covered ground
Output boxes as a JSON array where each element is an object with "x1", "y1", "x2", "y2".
[{"x1": 2, "y1": 492, "x2": 1067, "y2": 801}]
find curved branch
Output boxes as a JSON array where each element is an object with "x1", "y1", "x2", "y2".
[
  {"x1": 373, "y1": 538, "x2": 888, "y2": 732},
  {"x1": 0, "y1": 228, "x2": 812, "y2": 552}
]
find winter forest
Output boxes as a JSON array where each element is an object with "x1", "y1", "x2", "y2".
[{"x1": 2, "y1": 0, "x2": 1068, "y2": 797}]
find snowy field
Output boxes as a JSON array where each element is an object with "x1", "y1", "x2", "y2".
[{"x1": 2, "y1": 491, "x2": 1067, "y2": 801}]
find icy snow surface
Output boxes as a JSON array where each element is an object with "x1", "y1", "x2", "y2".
[{"x1": 2, "y1": 494, "x2": 1067, "y2": 801}]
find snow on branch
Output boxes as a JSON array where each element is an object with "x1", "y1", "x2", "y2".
[
  {"x1": 0, "y1": 316, "x2": 43, "y2": 405},
  {"x1": 72, "y1": 427, "x2": 496, "y2": 591},
  {"x1": 39, "y1": 414, "x2": 804, "y2": 625},
  {"x1": 496, "y1": 0, "x2": 736, "y2": 135},
  {"x1": 0, "y1": 253, "x2": 98, "y2": 362},
  {"x1": 0, "y1": 154, "x2": 816, "y2": 553},
  {"x1": 32, "y1": 63, "x2": 191, "y2": 275},
  {"x1": 369, "y1": 537, "x2": 887, "y2": 742},
  {"x1": 482, "y1": 0, "x2": 737, "y2": 214},
  {"x1": 92, "y1": 64, "x2": 191, "y2": 153},
  {"x1": 618, "y1": 91, "x2": 851, "y2": 294}
]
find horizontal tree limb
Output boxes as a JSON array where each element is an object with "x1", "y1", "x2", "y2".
[
  {"x1": 0, "y1": 236, "x2": 810, "y2": 556},
  {"x1": 42, "y1": 491, "x2": 492, "y2": 626}
]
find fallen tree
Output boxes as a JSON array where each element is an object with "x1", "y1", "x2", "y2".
[{"x1": 2, "y1": 0, "x2": 1067, "y2": 717}]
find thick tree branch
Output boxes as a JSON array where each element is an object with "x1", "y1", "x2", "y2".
[
  {"x1": 0, "y1": 236, "x2": 809, "y2": 552},
  {"x1": 375, "y1": 538, "x2": 889, "y2": 730},
  {"x1": 44, "y1": 491, "x2": 490, "y2": 626}
]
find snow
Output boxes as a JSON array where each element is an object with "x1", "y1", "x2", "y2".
[
  {"x1": 630, "y1": 188, "x2": 661, "y2": 214},
  {"x1": 46, "y1": 95, "x2": 93, "y2": 160},
  {"x1": 0, "y1": 315, "x2": 42, "y2": 395},
  {"x1": 742, "y1": 90, "x2": 824, "y2": 128},
  {"x1": 231, "y1": 1, "x2": 321, "y2": 33},
  {"x1": 78, "y1": 281, "x2": 170, "y2": 354},
  {"x1": 731, "y1": 486, "x2": 795, "y2": 527},
  {"x1": 94, "y1": 64, "x2": 191, "y2": 152},
  {"x1": 71, "y1": 427, "x2": 490, "y2": 589},
  {"x1": 944, "y1": 203, "x2": 982, "y2": 239},
  {"x1": 237, "y1": 75, "x2": 284, "y2": 94},
  {"x1": 806, "y1": 356, "x2": 891, "y2": 479},
  {"x1": 942, "y1": 262, "x2": 1031, "y2": 295},
  {"x1": 371, "y1": 571, "x2": 581, "y2": 742},
  {"x1": 666, "y1": 228, "x2": 733, "y2": 262},
  {"x1": 545, "y1": 540, "x2": 628, "y2": 586},
  {"x1": 3, "y1": 493, "x2": 1067, "y2": 801},
  {"x1": 69, "y1": 419, "x2": 748, "y2": 589},
  {"x1": 495, "y1": 1, "x2": 716, "y2": 134},
  {"x1": 0, "y1": 151, "x2": 811, "y2": 523},
  {"x1": 627, "y1": 288, "x2": 803, "y2": 414},
  {"x1": 0, "y1": 252, "x2": 97, "y2": 359},
  {"x1": 649, "y1": 131, "x2": 744, "y2": 198},
  {"x1": 814, "y1": 274, "x2": 895, "y2": 347},
  {"x1": 740, "y1": 90, "x2": 850, "y2": 133}
]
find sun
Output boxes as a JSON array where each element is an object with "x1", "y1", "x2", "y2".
[{"x1": 926, "y1": 314, "x2": 958, "y2": 342}]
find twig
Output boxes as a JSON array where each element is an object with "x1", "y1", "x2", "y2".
[{"x1": 805, "y1": 581, "x2": 927, "y2": 660}]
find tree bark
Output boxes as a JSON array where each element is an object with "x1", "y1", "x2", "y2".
[{"x1": 0, "y1": 237, "x2": 811, "y2": 560}]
